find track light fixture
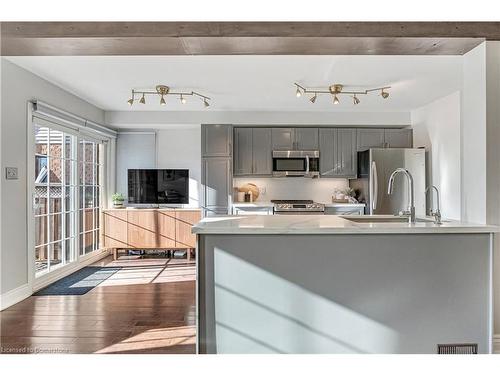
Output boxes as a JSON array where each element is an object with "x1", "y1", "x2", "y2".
[
  {"x1": 294, "y1": 82, "x2": 391, "y2": 106},
  {"x1": 127, "y1": 84, "x2": 211, "y2": 108}
]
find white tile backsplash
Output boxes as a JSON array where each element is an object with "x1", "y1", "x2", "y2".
[{"x1": 233, "y1": 177, "x2": 349, "y2": 204}]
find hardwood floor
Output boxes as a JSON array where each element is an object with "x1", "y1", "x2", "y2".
[{"x1": 0, "y1": 256, "x2": 196, "y2": 354}]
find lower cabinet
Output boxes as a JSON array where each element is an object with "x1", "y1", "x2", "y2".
[{"x1": 103, "y1": 209, "x2": 201, "y2": 254}]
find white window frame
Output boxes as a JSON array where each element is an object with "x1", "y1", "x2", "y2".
[{"x1": 27, "y1": 101, "x2": 116, "y2": 292}]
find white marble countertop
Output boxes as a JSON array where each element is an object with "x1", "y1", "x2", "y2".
[
  {"x1": 193, "y1": 214, "x2": 499, "y2": 235},
  {"x1": 231, "y1": 201, "x2": 275, "y2": 208},
  {"x1": 323, "y1": 202, "x2": 366, "y2": 208}
]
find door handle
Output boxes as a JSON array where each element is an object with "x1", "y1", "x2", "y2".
[{"x1": 371, "y1": 161, "x2": 378, "y2": 211}]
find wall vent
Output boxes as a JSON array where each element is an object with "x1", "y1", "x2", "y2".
[{"x1": 437, "y1": 343, "x2": 478, "y2": 354}]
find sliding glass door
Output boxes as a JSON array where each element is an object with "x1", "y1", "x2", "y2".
[{"x1": 34, "y1": 124, "x2": 103, "y2": 276}]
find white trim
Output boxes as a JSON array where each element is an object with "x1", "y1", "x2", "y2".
[
  {"x1": 0, "y1": 283, "x2": 32, "y2": 311},
  {"x1": 489, "y1": 233, "x2": 494, "y2": 354},
  {"x1": 33, "y1": 248, "x2": 109, "y2": 292},
  {"x1": 27, "y1": 103, "x2": 35, "y2": 293}
]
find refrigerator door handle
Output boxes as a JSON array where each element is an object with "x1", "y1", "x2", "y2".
[{"x1": 371, "y1": 161, "x2": 378, "y2": 211}]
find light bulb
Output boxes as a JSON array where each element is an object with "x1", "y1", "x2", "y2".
[
  {"x1": 180, "y1": 95, "x2": 187, "y2": 104},
  {"x1": 139, "y1": 94, "x2": 146, "y2": 104},
  {"x1": 381, "y1": 89, "x2": 389, "y2": 99},
  {"x1": 310, "y1": 94, "x2": 317, "y2": 103},
  {"x1": 333, "y1": 95, "x2": 340, "y2": 105},
  {"x1": 160, "y1": 95, "x2": 166, "y2": 106},
  {"x1": 296, "y1": 87, "x2": 302, "y2": 98},
  {"x1": 127, "y1": 98, "x2": 134, "y2": 106},
  {"x1": 353, "y1": 95, "x2": 360, "y2": 105},
  {"x1": 204, "y1": 99, "x2": 210, "y2": 108}
]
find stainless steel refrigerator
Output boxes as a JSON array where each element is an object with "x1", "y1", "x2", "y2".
[{"x1": 349, "y1": 148, "x2": 426, "y2": 216}]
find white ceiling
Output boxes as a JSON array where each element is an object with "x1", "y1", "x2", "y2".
[{"x1": 7, "y1": 55, "x2": 463, "y2": 112}]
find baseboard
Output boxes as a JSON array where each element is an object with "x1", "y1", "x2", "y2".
[
  {"x1": 34, "y1": 249, "x2": 110, "y2": 292},
  {"x1": 493, "y1": 334, "x2": 500, "y2": 354},
  {"x1": 0, "y1": 283, "x2": 32, "y2": 311}
]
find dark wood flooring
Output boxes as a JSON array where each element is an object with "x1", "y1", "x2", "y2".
[{"x1": 0, "y1": 256, "x2": 196, "y2": 354}]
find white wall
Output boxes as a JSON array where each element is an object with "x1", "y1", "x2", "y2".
[
  {"x1": 106, "y1": 110, "x2": 411, "y2": 128},
  {"x1": 156, "y1": 127, "x2": 201, "y2": 208},
  {"x1": 411, "y1": 92, "x2": 461, "y2": 220},
  {"x1": 461, "y1": 43, "x2": 487, "y2": 224},
  {"x1": 233, "y1": 177, "x2": 348, "y2": 204},
  {"x1": 0, "y1": 59, "x2": 105, "y2": 296},
  {"x1": 116, "y1": 132, "x2": 156, "y2": 199}
]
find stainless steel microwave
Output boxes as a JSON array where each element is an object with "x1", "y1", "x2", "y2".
[{"x1": 272, "y1": 150, "x2": 320, "y2": 177}]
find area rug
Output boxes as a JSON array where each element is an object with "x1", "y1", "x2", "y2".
[{"x1": 34, "y1": 266, "x2": 121, "y2": 296}]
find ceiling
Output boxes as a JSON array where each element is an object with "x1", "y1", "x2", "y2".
[{"x1": 7, "y1": 55, "x2": 463, "y2": 112}]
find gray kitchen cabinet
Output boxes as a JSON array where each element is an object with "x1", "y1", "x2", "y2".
[
  {"x1": 201, "y1": 157, "x2": 232, "y2": 216},
  {"x1": 271, "y1": 128, "x2": 294, "y2": 150},
  {"x1": 356, "y1": 128, "x2": 385, "y2": 151},
  {"x1": 335, "y1": 128, "x2": 357, "y2": 177},
  {"x1": 319, "y1": 128, "x2": 336, "y2": 176},
  {"x1": 272, "y1": 127, "x2": 318, "y2": 150},
  {"x1": 295, "y1": 128, "x2": 319, "y2": 150},
  {"x1": 233, "y1": 127, "x2": 272, "y2": 176},
  {"x1": 319, "y1": 128, "x2": 356, "y2": 178},
  {"x1": 384, "y1": 128, "x2": 413, "y2": 148},
  {"x1": 202, "y1": 124, "x2": 233, "y2": 157},
  {"x1": 252, "y1": 128, "x2": 273, "y2": 175},
  {"x1": 324, "y1": 206, "x2": 365, "y2": 215},
  {"x1": 233, "y1": 128, "x2": 253, "y2": 175}
]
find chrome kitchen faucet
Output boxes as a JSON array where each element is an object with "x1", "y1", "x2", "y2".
[{"x1": 387, "y1": 168, "x2": 416, "y2": 224}]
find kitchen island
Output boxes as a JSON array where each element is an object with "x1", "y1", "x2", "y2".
[{"x1": 193, "y1": 215, "x2": 497, "y2": 354}]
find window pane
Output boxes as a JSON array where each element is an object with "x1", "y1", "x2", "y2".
[
  {"x1": 51, "y1": 242, "x2": 63, "y2": 268},
  {"x1": 95, "y1": 229, "x2": 100, "y2": 250},
  {"x1": 64, "y1": 135, "x2": 73, "y2": 159},
  {"x1": 35, "y1": 155, "x2": 48, "y2": 183},
  {"x1": 94, "y1": 208, "x2": 100, "y2": 229},
  {"x1": 79, "y1": 186, "x2": 84, "y2": 209},
  {"x1": 49, "y1": 213, "x2": 63, "y2": 242},
  {"x1": 79, "y1": 209, "x2": 84, "y2": 234},
  {"x1": 35, "y1": 216, "x2": 47, "y2": 247},
  {"x1": 65, "y1": 239, "x2": 72, "y2": 263},
  {"x1": 34, "y1": 126, "x2": 48, "y2": 155},
  {"x1": 85, "y1": 231, "x2": 94, "y2": 254},
  {"x1": 49, "y1": 129, "x2": 63, "y2": 158},
  {"x1": 94, "y1": 187, "x2": 100, "y2": 207},
  {"x1": 64, "y1": 186, "x2": 72, "y2": 211},
  {"x1": 65, "y1": 212, "x2": 72, "y2": 239},
  {"x1": 85, "y1": 142, "x2": 94, "y2": 163},
  {"x1": 78, "y1": 162, "x2": 84, "y2": 185},
  {"x1": 85, "y1": 163, "x2": 94, "y2": 185},
  {"x1": 34, "y1": 192, "x2": 48, "y2": 216},
  {"x1": 85, "y1": 186, "x2": 94, "y2": 208},
  {"x1": 94, "y1": 163, "x2": 99, "y2": 185},
  {"x1": 49, "y1": 188, "x2": 63, "y2": 213},
  {"x1": 49, "y1": 158, "x2": 63, "y2": 184},
  {"x1": 79, "y1": 233, "x2": 84, "y2": 256},
  {"x1": 64, "y1": 160, "x2": 73, "y2": 185},
  {"x1": 84, "y1": 208, "x2": 94, "y2": 231},
  {"x1": 35, "y1": 245, "x2": 48, "y2": 273}
]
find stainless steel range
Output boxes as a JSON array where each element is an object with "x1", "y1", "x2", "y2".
[{"x1": 271, "y1": 200, "x2": 325, "y2": 215}]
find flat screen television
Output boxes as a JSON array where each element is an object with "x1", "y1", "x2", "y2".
[{"x1": 127, "y1": 169, "x2": 189, "y2": 204}]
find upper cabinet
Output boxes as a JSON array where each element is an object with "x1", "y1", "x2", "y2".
[
  {"x1": 319, "y1": 128, "x2": 356, "y2": 178},
  {"x1": 294, "y1": 128, "x2": 319, "y2": 150},
  {"x1": 356, "y1": 128, "x2": 413, "y2": 151},
  {"x1": 272, "y1": 127, "x2": 319, "y2": 150},
  {"x1": 356, "y1": 129, "x2": 385, "y2": 151},
  {"x1": 233, "y1": 127, "x2": 272, "y2": 176},
  {"x1": 271, "y1": 128, "x2": 294, "y2": 150},
  {"x1": 202, "y1": 124, "x2": 233, "y2": 157},
  {"x1": 384, "y1": 129, "x2": 413, "y2": 148}
]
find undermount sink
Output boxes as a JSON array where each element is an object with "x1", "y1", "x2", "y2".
[{"x1": 343, "y1": 216, "x2": 436, "y2": 224}]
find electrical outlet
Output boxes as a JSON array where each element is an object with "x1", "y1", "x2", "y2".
[
  {"x1": 5, "y1": 167, "x2": 18, "y2": 180},
  {"x1": 260, "y1": 186, "x2": 267, "y2": 195}
]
